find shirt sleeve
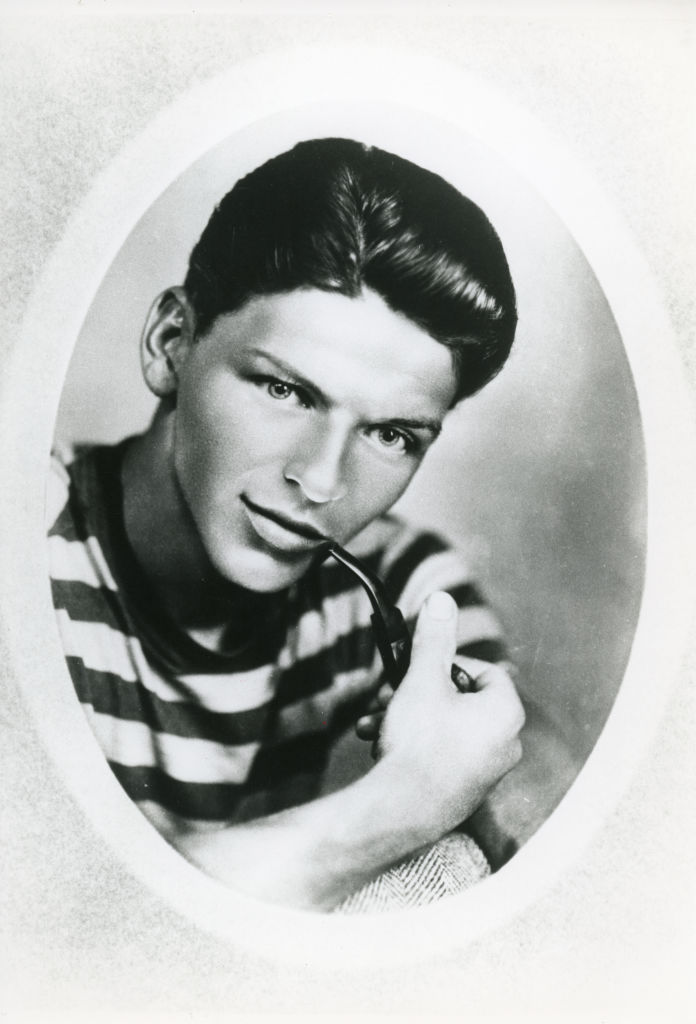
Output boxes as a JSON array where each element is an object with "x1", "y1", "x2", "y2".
[{"x1": 374, "y1": 519, "x2": 508, "y2": 665}]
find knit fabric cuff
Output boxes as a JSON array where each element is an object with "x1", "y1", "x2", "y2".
[{"x1": 334, "y1": 833, "x2": 490, "y2": 914}]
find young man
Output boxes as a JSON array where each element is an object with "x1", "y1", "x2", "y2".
[{"x1": 47, "y1": 138, "x2": 525, "y2": 912}]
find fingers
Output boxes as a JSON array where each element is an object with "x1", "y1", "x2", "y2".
[
  {"x1": 373, "y1": 682, "x2": 394, "y2": 709},
  {"x1": 356, "y1": 682, "x2": 394, "y2": 740},
  {"x1": 469, "y1": 661, "x2": 527, "y2": 734},
  {"x1": 449, "y1": 655, "x2": 526, "y2": 748},
  {"x1": 400, "y1": 591, "x2": 458, "y2": 695},
  {"x1": 355, "y1": 713, "x2": 383, "y2": 740},
  {"x1": 450, "y1": 662, "x2": 476, "y2": 692},
  {"x1": 447, "y1": 659, "x2": 526, "y2": 777},
  {"x1": 450, "y1": 654, "x2": 501, "y2": 692}
]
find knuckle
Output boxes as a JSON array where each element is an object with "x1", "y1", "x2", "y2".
[
  {"x1": 377, "y1": 683, "x2": 394, "y2": 707},
  {"x1": 493, "y1": 675, "x2": 525, "y2": 733}
]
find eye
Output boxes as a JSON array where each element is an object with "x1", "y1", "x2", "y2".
[
  {"x1": 251, "y1": 375, "x2": 311, "y2": 409},
  {"x1": 267, "y1": 381, "x2": 294, "y2": 401},
  {"x1": 371, "y1": 426, "x2": 417, "y2": 456}
]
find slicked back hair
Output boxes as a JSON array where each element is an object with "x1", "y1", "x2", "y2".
[{"x1": 184, "y1": 138, "x2": 517, "y2": 402}]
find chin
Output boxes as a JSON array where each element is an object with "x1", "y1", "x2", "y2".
[{"x1": 213, "y1": 545, "x2": 317, "y2": 594}]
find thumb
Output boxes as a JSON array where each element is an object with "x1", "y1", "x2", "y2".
[{"x1": 401, "y1": 591, "x2": 457, "y2": 694}]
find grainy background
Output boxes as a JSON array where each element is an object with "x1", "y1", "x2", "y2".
[{"x1": 1, "y1": 2, "x2": 694, "y2": 1019}]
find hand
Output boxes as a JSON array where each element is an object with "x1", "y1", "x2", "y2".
[
  {"x1": 355, "y1": 681, "x2": 395, "y2": 751},
  {"x1": 355, "y1": 658, "x2": 489, "y2": 747},
  {"x1": 375, "y1": 591, "x2": 525, "y2": 840}
]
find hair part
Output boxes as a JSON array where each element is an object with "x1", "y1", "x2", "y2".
[{"x1": 184, "y1": 138, "x2": 517, "y2": 403}]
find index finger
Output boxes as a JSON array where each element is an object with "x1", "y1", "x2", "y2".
[
  {"x1": 463, "y1": 660, "x2": 526, "y2": 732},
  {"x1": 450, "y1": 654, "x2": 496, "y2": 691}
]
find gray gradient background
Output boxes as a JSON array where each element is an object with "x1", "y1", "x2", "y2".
[{"x1": 1, "y1": 4, "x2": 695, "y2": 1020}]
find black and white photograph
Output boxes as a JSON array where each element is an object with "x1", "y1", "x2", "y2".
[{"x1": 1, "y1": 4, "x2": 694, "y2": 1019}]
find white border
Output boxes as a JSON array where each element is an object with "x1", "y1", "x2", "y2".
[{"x1": 3, "y1": 45, "x2": 695, "y2": 967}]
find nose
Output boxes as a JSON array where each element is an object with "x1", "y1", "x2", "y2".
[{"x1": 284, "y1": 420, "x2": 349, "y2": 504}]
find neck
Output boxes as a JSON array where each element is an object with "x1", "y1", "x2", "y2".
[{"x1": 120, "y1": 404, "x2": 278, "y2": 640}]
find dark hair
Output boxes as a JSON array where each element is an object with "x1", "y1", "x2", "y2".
[{"x1": 184, "y1": 138, "x2": 517, "y2": 402}]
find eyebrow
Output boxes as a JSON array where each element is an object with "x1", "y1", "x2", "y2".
[{"x1": 248, "y1": 349, "x2": 443, "y2": 438}]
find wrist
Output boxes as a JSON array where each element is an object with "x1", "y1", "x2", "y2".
[
  {"x1": 374, "y1": 742, "x2": 495, "y2": 843},
  {"x1": 169, "y1": 761, "x2": 442, "y2": 911},
  {"x1": 362, "y1": 754, "x2": 451, "y2": 849}
]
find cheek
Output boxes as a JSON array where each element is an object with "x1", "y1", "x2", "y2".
[
  {"x1": 185, "y1": 376, "x2": 287, "y2": 451},
  {"x1": 172, "y1": 392, "x2": 238, "y2": 500},
  {"x1": 174, "y1": 387, "x2": 288, "y2": 503},
  {"x1": 342, "y1": 457, "x2": 418, "y2": 525}
]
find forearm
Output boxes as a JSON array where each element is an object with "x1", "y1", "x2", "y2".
[{"x1": 169, "y1": 758, "x2": 446, "y2": 912}]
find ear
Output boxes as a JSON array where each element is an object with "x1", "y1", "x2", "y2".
[{"x1": 140, "y1": 287, "x2": 196, "y2": 397}]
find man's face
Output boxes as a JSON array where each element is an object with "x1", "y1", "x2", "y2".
[{"x1": 170, "y1": 288, "x2": 458, "y2": 592}]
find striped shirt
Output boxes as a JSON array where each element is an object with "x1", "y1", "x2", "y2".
[{"x1": 47, "y1": 440, "x2": 505, "y2": 842}]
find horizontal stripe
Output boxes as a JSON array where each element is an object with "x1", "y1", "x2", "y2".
[
  {"x1": 59, "y1": 579, "x2": 497, "y2": 712},
  {"x1": 456, "y1": 637, "x2": 507, "y2": 663},
  {"x1": 134, "y1": 776, "x2": 322, "y2": 826},
  {"x1": 47, "y1": 500, "x2": 86, "y2": 543},
  {"x1": 74, "y1": 654, "x2": 376, "y2": 746},
  {"x1": 70, "y1": 639, "x2": 377, "y2": 746},
  {"x1": 48, "y1": 534, "x2": 117, "y2": 590},
  {"x1": 307, "y1": 545, "x2": 393, "y2": 603},
  {"x1": 244, "y1": 730, "x2": 332, "y2": 790},
  {"x1": 173, "y1": 664, "x2": 281, "y2": 714},
  {"x1": 398, "y1": 605, "x2": 501, "y2": 652},
  {"x1": 151, "y1": 616, "x2": 377, "y2": 714},
  {"x1": 305, "y1": 520, "x2": 448, "y2": 607},
  {"x1": 62, "y1": 603, "x2": 378, "y2": 713},
  {"x1": 52, "y1": 578, "x2": 129, "y2": 633},
  {"x1": 383, "y1": 532, "x2": 449, "y2": 601},
  {"x1": 397, "y1": 549, "x2": 476, "y2": 616},
  {"x1": 111, "y1": 730, "x2": 332, "y2": 820},
  {"x1": 111, "y1": 763, "x2": 244, "y2": 820},
  {"x1": 273, "y1": 621, "x2": 376, "y2": 704},
  {"x1": 135, "y1": 800, "x2": 239, "y2": 839},
  {"x1": 227, "y1": 773, "x2": 324, "y2": 822},
  {"x1": 279, "y1": 589, "x2": 371, "y2": 664},
  {"x1": 63, "y1": 601, "x2": 499, "y2": 711},
  {"x1": 56, "y1": 610, "x2": 139, "y2": 681},
  {"x1": 61, "y1": 612, "x2": 301, "y2": 704},
  {"x1": 365, "y1": 519, "x2": 422, "y2": 574},
  {"x1": 272, "y1": 666, "x2": 377, "y2": 737},
  {"x1": 69, "y1": 657, "x2": 273, "y2": 743},
  {"x1": 447, "y1": 581, "x2": 484, "y2": 609},
  {"x1": 453, "y1": 605, "x2": 503, "y2": 646},
  {"x1": 91, "y1": 711, "x2": 259, "y2": 784},
  {"x1": 66, "y1": 649, "x2": 220, "y2": 707},
  {"x1": 51, "y1": 545, "x2": 373, "y2": 674}
]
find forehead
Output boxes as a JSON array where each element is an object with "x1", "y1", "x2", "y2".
[{"x1": 201, "y1": 288, "x2": 458, "y2": 417}]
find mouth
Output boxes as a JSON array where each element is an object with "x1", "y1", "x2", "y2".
[{"x1": 240, "y1": 495, "x2": 329, "y2": 552}]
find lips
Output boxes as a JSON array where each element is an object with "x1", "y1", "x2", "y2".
[{"x1": 240, "y1": 495, "x2": 328, "y2": 551}]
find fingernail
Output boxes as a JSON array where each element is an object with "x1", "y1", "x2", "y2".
[{"x1": 427, "y1": 591, "x2": 455, "y2": 620}]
